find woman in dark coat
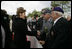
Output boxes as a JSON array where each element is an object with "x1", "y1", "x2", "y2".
[{"x1": 12, "y1": 7, "x2": 37, "y2": 48}]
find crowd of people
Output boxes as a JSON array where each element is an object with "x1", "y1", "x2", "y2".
[{"x1": 1, "y1": 6, "x2": 71, "y2": 48}]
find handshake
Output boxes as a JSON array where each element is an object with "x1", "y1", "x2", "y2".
[
  {"x1": 37, "y1": 30, "x2": 45, "y2": 45},
  {"x1": 37, "y1": 30, "x2": 41, "y2": 36},
  {"x1": 39, "y1": 41, "x2": 45, "y2": 45}
]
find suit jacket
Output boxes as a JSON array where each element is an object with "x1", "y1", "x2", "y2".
[
  {"x1": 36, "y1": 17, "x2": 43, "y2": 30},
  {"x1": 36, "y1": 17, "x2": 53, "y2": 41},
  {"x1": 1, "y1": 13, "x2": 11, "y2": 48},
  {"x1": 45, "y1": 17, "x2": 71, "y2": 48},
  {"x1": 0, "y1": 29, "x2": 2, "y2": 48}
]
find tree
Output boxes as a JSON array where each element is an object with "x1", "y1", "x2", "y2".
[
  {"x1": 51, "y1": 1, "x2": 60, "y2": 7},
  {"x1": 32, "y1": 10, "x2": 39, "y2": 16},
  {"x1": 42, "y1": 7, "x2": 51, "y2": 10},
  {"x1": 27, "y1": 10, "x2": 41, "y2": 18},
  {"x1": 51, "y1": 1, "x2": 70, "y2": 8},
  {"x1": 27, "y1": 7, "x2": 51, "y2": 18},
  {"x1": 27, "y1": 13, "x2": 33, "y2": 18},
  {"x1": 59, "y1": 1, "x2": 70, "y2": 9},
  {"x1": 51, "y1": 1, "x2": 71, "y2": 12}
]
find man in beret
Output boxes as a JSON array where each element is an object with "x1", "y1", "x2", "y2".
[
  {"x1": 37, "y1": 9, "x2": 53, "y2": 47},
  {"x1": 45, "y1": 7, "x2": 71, "y2": 48}
]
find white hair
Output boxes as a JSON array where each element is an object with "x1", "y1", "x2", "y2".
[{"x1": 53, "y1": 11, "x2": 63, "y2": 17}]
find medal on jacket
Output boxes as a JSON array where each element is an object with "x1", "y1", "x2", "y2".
[
  {"x1": 51, "y1": 31, "x2": 54, "y2": 36},
  {"x1": 44, "y1": 27, "x2": 49, "y2": 37}
]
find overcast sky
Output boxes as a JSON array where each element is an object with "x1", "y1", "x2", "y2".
[{"x1": 1, "y1": 1, "x2": 51, "y2": 15}]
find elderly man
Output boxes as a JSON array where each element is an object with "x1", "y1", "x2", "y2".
[
  {"x1": 45, "y1": 7, "x2": 71, "y2": 48},
  {"x1": 37, "y1": 9, "x2": 53, "y2": 48},
  {"x1": 36, "y1": 9, "x2": 46, "y2": 31}
]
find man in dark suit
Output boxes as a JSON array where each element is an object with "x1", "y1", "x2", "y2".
[
  {"x1": 36, "y1": 9, "x2": 45, "y2": 41},
  {"x1": 1, "y1": 25, "x2": 6, "y2": 48},
  {"x1": 37, "y1": 9, "x2": 53, "y2": 48},
  {"x1": 1, "y1": 10, "x2": 12, "y2": 48},
  {"x1": 45, "y1": 7, "x2": 71, "y2": 48},
  {"x1": 0, "y1": 28, "x2": 2, "y2": 48}
]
